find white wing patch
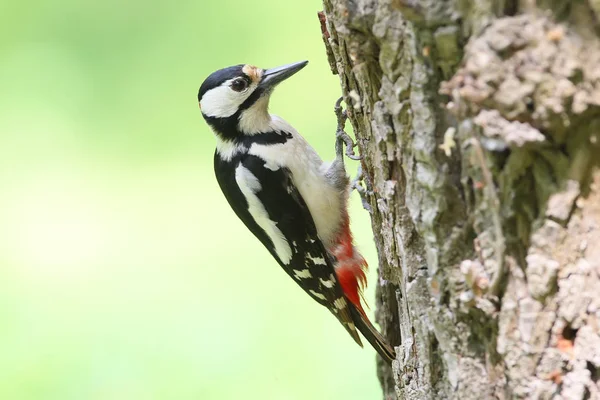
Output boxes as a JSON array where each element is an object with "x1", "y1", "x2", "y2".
[
  {"x1": 308, "y1": 255, "x2": 326, "y2": 265},
  {"x1": 334, "y1": 297, "x2": 347, "y2": 310},
  {"x1": 235, "y1": 164, "x2": 293, "y2": 264},
  {"x1": 293, "y1": 269, "x2": 312, "y2": 279},
  {"x1": 309, "y1": 290, "x2": 327, "y2": 301},
  {"x1": 320, "y1": 275, "x2": 336, "y2": 288}
]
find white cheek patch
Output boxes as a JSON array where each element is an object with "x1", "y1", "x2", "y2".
[
  {"x1": 235, "y1": 164, "x2": 292, "y2": 264},
  {"x1": 201, "y1": 79, "x2": 257, "y2": 118}
]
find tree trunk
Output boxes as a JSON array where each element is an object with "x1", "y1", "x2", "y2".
[{"x1": 320, "y1": 1, "x2": 600, "y2": 398}]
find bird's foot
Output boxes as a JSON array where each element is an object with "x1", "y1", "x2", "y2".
[
  {"x1": 351, "y1": 165, "x2": 374, "y2": 213},
  {"x1": 334, "y1": 97, "x2": 361, "y2": 162}
]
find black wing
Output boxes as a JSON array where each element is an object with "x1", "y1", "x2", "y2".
[{"x1": 214, "y1": 151, "x2": 361, "y2": 345}]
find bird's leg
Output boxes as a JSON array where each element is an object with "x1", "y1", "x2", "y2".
[
  {"x1": 324, "y1": 98, "x2": 350, "y2": 192},
  {"x1": 334, "y1": 97, "x2": 361, "y2": 162}
]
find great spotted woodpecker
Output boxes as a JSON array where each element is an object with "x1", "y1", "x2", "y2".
[{"x1": 197, "y1": 61, "x2": 395, "y2": 363}]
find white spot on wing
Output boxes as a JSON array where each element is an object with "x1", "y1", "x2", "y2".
[
  {"x1": 293, "y1": 269, "x2": 312, "y2": 279},
  {"x1": 308, "y1": 255, "x2": 326, "y2": 265},
  {"x1": 334, "y1": 297, "x2": 347, "y2": 310},
  {"x1": 235, "y1": 164, "x2": 292, "y2": 264},
  {"x1": 309, "y1": 290, "x2": 327, "y2": 301},
  {"x1": 320, "y1": 277, "x2": 335, "y2": 288}
]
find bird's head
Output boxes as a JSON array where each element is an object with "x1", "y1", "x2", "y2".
[{"x1": 198, "y1": 61, "x2": 307, "y2": 138}]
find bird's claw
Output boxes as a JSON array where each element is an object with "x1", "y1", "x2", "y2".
[
  {"x1": 334, "y1": 97, "x2": 362, "y2": 162},
  {"x1": 351, "y1": 165, "x2": 373, "y2": 213}
]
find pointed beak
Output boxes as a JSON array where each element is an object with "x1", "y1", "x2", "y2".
[{"x1": 259, "y1": 60, "x2": 308, "y2": 91}]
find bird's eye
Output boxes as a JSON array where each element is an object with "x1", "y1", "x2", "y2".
[{"x1": 231, "y1": 78, "x2": 249, "y2": 92}]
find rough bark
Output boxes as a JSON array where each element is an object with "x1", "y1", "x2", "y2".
[{"x1": 320, "y1": 1, "x2": 600, "y2": 398}]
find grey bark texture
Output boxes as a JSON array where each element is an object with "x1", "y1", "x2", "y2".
[{"x1": 320, "y1": 1, "x2": 600, "y2": 399}]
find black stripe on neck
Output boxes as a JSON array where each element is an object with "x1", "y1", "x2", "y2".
[
  {"x1": 239, "y1": 131, "x2": 292, "y2": 146},
  {"x1": 214, "y1": 131, "x2": 292, "y2": 154},
  {"x1": 203, "y1": 114, "x2": 240, "y2": 141},
  {"x1": 204, "y1": 112, "x2": 292, "y2": 146}
]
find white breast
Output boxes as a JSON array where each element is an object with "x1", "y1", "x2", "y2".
[{"x1": 248, "y1": 116, "x2": 344, "y2": 248}]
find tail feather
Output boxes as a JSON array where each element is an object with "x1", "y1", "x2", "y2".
[
  {"x1": 331, "y1": 210, "x2": 395, "y2": 364},
  {"x1": 349, "y1": 304, "x2": 397, "y2": 364},
  {"x1": 335, "y1": 255, "x2": 367, "y2": 314}
]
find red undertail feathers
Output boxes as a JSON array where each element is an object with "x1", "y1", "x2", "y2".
[
  {"x1": 331, "y1": 213, "x2": 368, "y2": 316},
  {"x1": 331, "y1": 212, "x2": 397, "y2": 364}
]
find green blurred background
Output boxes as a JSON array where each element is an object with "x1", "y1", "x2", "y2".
[{"x1": 0, "y1": 1, "x2": 383, "y2": 399}]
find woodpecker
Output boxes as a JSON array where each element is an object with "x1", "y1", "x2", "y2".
[{"x1": 197, "y1": 61, "x2": 396, "y2": 363}]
